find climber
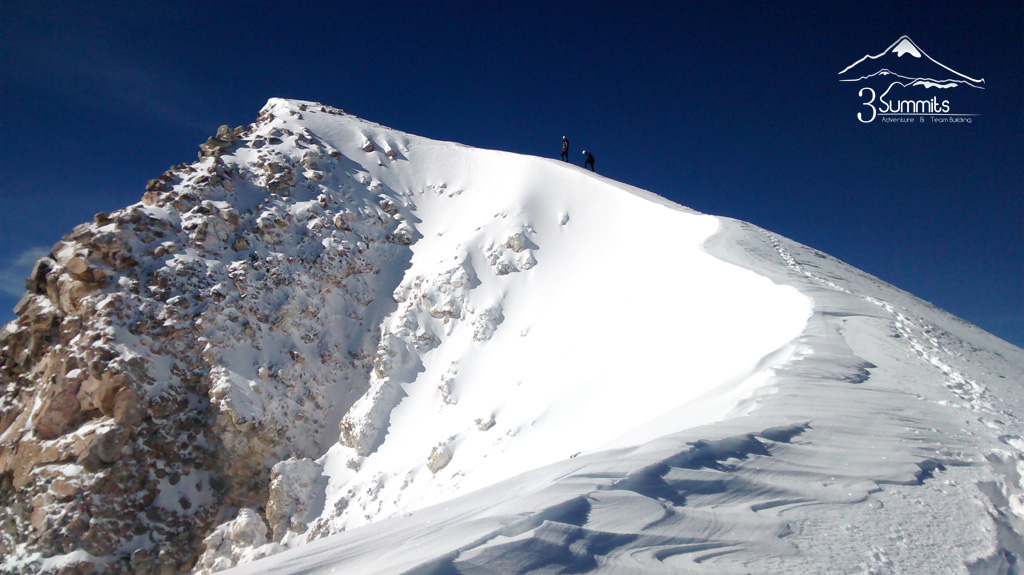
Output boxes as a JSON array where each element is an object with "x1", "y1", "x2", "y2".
[
  {"x1": 561, "y1": 136, "x2": 569, "y2": 162},
  {"x1": 582, "y1": 150, "x2": 595, "y2": 172}
]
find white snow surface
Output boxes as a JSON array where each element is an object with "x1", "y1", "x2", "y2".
[
  {"x1": 195, "y1": 99, "x2": 1024, "y2": 574},
  {"x1": 892, "y1": 37, "x2": 923, "y2": 58}
]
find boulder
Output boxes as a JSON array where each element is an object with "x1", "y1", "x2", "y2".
[
  {"x1": 91, "y1": 231, "x2": 130, "y2": 261},
  {"x1": 27, "y1": 305, "x2": 58, "y2": 334},
  {"x1": 33, "y1": 385, "x2": 83, "y2": 440},
  {"x1": 50, "y1": 240, "x2": 75, "y2": 266},
  {"x1": 65, "y1": 257, "x2": 89, "y2": 276},
  {"x1": 113, "y1": 387, "x2": 145, "y2": 427},
  {"x1": 200, "y1": 137, "x2": 228, "y2": 158},
  {"x1": 391, "y1": 222, "x2": 414, "y2": 245},
  {"x1": 215, "y1": 124, "x2": 235, "y2": 143},
  {"x1": 427, "y1": 443, "x2": 453, "y2": 474},
  {"x1": 199, "y1": 126, "x2": 237, "y2": 159},
  {"x1": 145, "y1": 178, "x2": 167, "y2": 193},
  {"x1": 220, "y1": 207, "x2": 240, "y2": 232},
  {"x1": 505, "y1": 231, "x2": 527, "y2": 253},
  {"x1": 332, "y1": 214, "x2": 351, "y2": 231},
  {"x1": 78, "y1": 372, "x2": 128, "y2": 415},
  {"x1": 50, "y1": 478, "x2": 77, "y2": 500},
  {"x1": 378, "y1": 198, "x2": 399, "y2": 216},
  {"x1": 13, "y1": 292, "x2": 36, "y2": 315},
  {"x1": 54, "y1": 277, "x2": 98, "y2": 315},
  {"x1": 26, "y1": 258, "x2": 55, "y2": 295},
  {"x1": 231, "y1": 237, "x2": 251, "y2": 252},
  {"x1": 82, "y1": 426, "x2": 130, "y2": 464},
  {"x1": 265, "y1": 458, "x2": 323, "y2": 541},
  {"x1": 141, "y1": 190, "x2": 163, "y2": 206}
]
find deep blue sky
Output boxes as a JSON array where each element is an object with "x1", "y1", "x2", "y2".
[{"x1": 2, "y1": 1, "x2": 1021, "y2": 347}]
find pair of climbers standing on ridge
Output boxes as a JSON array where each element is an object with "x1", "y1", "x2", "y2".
[{"x1": 560, "y1": 136, "x2": 595, "y2": 172}]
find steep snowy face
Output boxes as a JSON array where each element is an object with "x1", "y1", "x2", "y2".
[
  {"x1": 195, "y1": 100, "x2": 811, "y2": 569},
  {"x1": 0, "y1": 98, "x2": 812, "y2": 574},
  {"x1": 216, "y1": 133, "x2": 1024, "y2": 574},
  {"x1": 302, "y1": 108, "x2": 812, "y2": 537}
]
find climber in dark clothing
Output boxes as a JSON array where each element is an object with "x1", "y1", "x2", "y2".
[
  {"x1": 582, "y1": 150, "x2": 595, "y2": 171},
  {"x1": 561, "y1": 136, "x2": 569, "y2": 161}
]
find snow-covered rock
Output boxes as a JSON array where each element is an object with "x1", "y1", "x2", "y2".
[{"x1": 0, "y1": 100, "x2": 414, "y2": 573}]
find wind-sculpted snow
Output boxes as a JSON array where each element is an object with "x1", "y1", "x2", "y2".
[
  {"x1": 2, "y1": 98, "x2": 1022, "y2": 575},
  {"x1": 226, "y1": 208, "x2": 1023, "y2": 574}
]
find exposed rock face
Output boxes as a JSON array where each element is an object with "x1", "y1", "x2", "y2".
[
  {"x1": 0, "y1": 100, "x2": 415, "y2": 574},
  {"x1": 426, "y1": 441, "x2": 453, "y2": 474},
  {"x1": 191, "y1": 508, "x2": 276, "y2": 573},
  {"x1": 263, "y1": 458, "x2": 323, "y2": 542}
]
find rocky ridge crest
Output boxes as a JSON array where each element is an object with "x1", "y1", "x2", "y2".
[{"x1": 0, "y1": 99, "x2": 428, "y2": 574}]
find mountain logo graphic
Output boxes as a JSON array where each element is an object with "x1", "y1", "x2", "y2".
[{"x1": 839, "y1": 36, "x2": 984, "y2": 124}]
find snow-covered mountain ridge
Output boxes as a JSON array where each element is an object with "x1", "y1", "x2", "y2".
[{"x1": 0, "y1": 98, "x2": 1021, "y2": 574}]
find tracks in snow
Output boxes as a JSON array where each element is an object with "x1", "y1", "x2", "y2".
[{"x1": 763, "y1": 230, "x2": 993, "y2": 415}]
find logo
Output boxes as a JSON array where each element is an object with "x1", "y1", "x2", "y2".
[{"x1": 839, "y1": 36, "x2": 984, "y2": 123}]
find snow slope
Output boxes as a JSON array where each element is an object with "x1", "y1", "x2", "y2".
[
  {"x1": 1, "y1": 98, "x2": 1019, "y2": 574},
  {"x1": 313, "y1": 105, "x2": 812, "y2": 526},
  {"x1": 189, "y1": 99, "x2": 813, "y2": 570},
  {"x1": 214, "y1": 100, "x2": 1024, "y2": 574}
]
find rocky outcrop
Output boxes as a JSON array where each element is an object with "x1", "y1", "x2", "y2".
[
  {"x1": 191, "y1": 509, "x2": 278, "y2": 574},
  {"x1": 426, "y1": 441, "x2": 454, "y2": 474},
  {"x1": 264, "y1": 458, "x2": 324, "y2": 542},
  {"x1": 0, "y1": 100, "x2": 416, "y2": 574},
  {"x1": 198, "y1": 125, "x2": 242, "y2": 159}
]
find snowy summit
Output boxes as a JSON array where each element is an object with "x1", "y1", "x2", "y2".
[
  {"x1": 892, "y1": 36, "x2": 923, "y2": 58},
  {"x1": 838, "y1": 35, "x2": 985, "y2": 87},
  {"x1": 0, "y1": 98, "x2": 1021, "y2": 575}
]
